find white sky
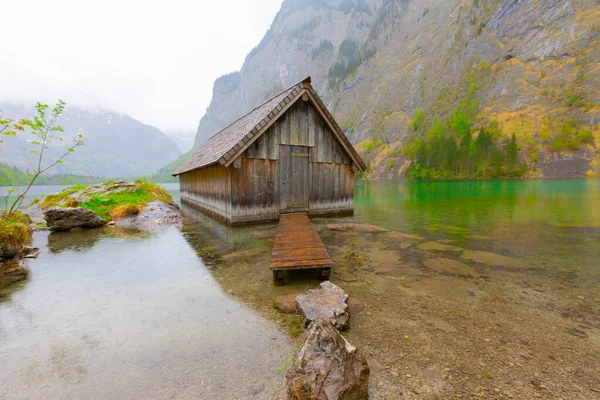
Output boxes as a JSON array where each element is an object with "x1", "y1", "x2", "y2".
[{"x1": 0, "y1": 0, "x2": 284, "y2": 134}]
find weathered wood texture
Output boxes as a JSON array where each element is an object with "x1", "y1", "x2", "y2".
[
  {"x1": 243, "y1": 100, "x2": 351, "y2": 164},
  {"x1": 229, "y1": 158, "x2": 279, "y2": 224},
  {"x1": 179, "y1": 164, "x2": 231, "y2": 221},
  {"x1": 309, "y1": 162, "x2": 354, "y2": 215},
  {"x1": 279, "y1": 145, "x2": 309, "y2": 213},
  {"x1": 180, "y1": 98, "x2": 355, "y2": 224},
  {"x1": 270, "y1": 213, "x2": 333, "y2": 271}
]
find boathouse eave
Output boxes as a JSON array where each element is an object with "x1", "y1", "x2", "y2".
[{"x1": 171, "y1": 161, "x2": 219, "y2": 177}]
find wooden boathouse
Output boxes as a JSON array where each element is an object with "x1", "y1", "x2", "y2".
[{"x1": 172, "y1": 76, "x2": 366, "y2": 225}]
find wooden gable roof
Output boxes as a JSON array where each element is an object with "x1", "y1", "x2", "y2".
[{"x1": 172, "y1": 77, "x2": 366, "y2": 176}]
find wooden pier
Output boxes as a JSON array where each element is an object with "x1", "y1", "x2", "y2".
[{"x1": 270, "y1": 213, "x2": 333, "y2": 283}]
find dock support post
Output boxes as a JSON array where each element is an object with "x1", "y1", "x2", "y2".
[{"x1": 273, "y1": 270, "x2": 284, "y2": 285}]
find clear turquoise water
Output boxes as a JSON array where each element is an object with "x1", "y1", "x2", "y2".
[{"x1": 353, "y1": 179, "x2": 600, "y2": 279}]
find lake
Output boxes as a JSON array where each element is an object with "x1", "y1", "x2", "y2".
[{"x1": 1, "y1": 179, "x2": 599, "y2": 399}]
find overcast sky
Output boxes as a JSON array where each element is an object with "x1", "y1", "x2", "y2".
[{"x1": 0, "y1": 0, "x2": 284, "y2": 135}]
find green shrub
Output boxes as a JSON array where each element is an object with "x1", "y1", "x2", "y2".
[
  {"x1": 412, "y1": 109, "x2": 424, "y2": 131},
  {"x1": 564, "y1": 93, "x2": 586, "y2": 107},
  {"x1": 577, "y1": 130, "x2": 593, "y2": 143},
  {"x1": 387, "y1": 160, "x2": 395, "y2": 169},
  {"x1": 364, "y1": 138, "x2": 384, "y2": 154},
  {"x1": 530, "y1": 151, "x2": 538, "y2": 162}
]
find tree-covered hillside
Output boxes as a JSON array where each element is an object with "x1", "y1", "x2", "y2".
[{"x1": 0, "y1": 162, "x2": 102, "y2": 186}]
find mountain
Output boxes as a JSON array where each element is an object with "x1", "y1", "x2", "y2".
[
  {"x1": 0, "y1": 103, "x2": 181, "y2": 178},
  {"x1": 191, "y1": 0, "x2": 600, "y2": 179},
  {"x1": 166, "y1": 131, "x2": 196, "y2": 153}
]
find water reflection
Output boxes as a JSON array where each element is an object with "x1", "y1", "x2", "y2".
[
  {"x1": 0, "y1": 227, "x2": 291, "y2": 399},
  {"x1": 46, "y1": 227, "x2": 153, "y2": 254}
]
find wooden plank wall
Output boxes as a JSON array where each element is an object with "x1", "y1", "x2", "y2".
[
  {"x1": 309, "y1": 162, "x2": 354, "y2": 214},
  {"x1": 179, "y1": 164, "x2": 231, "y2": 220},
  {"x1": 229, "y1": 158, "x2": 279, "y2": 224},
  {"x1": 179, "y1": 97, "x2": 355, "y2": 224},
  {"x1": 242, "y1": 100, "x2": 351, "y2": 164}
]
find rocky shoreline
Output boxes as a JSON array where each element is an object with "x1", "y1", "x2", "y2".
[{"x1": 0, "y1": 181, "x2": 182, "y2": 291}]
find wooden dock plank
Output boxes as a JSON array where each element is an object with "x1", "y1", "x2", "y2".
[{"x1": 270, "y1": 213, "x2": 333, "y2": 273}]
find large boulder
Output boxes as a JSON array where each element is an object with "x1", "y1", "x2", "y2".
[
  {"x1": 296, "y1": 281, "x2": 349, "y2": 330},
  {"x1": 286, "y1": 319, "x2": 370, "y2": 400},
  {"x1": 44, "y1": 207, "x2": 107, "y2": 231}
]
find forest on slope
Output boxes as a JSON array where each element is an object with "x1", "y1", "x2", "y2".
[
  {"x1": 185, "y1": 0, "x2": 599, "y2": 179},
  {"x1": 0, "y1": 163, "x2": 102, "y2": 186}
]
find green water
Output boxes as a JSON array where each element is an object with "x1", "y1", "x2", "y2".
[{"x1": 354, "y1": 179, "x2": 600, "y2": 278}]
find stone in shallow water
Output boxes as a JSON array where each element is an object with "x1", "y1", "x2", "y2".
[
  {"x1": 286, "y1": 318, "x2": 369, "y2": 400},
  {"x1": 296, "y1": 281, "x2": 349, "y2": 330},
  {"x1": 44, "y1": 207, "x2": 106, "y2": 231},
  {"x1": 0, "y1": 260, "x2": 29, "y2": 289},
  {"x1": 422, "y1": 257, "x2": 480, "y2": 278},
  {"x1": 564, "y1": 327, "x2": 588, "y2": 338},
  {"x1": 418, "y1": 314, "x2": 458, "y2": 333},
  {"x1": 461, "y1": 250, "x2": 522, "y2": 268},
  {"x1": 325, "y1": 223, "x2": 389, "y2": 233},
  {"x1": 274, "y1": 293, "x2": 303, "y2": 314},
  {"x1": 418, "y1": 241, "x2": 463, "y2": 252}
]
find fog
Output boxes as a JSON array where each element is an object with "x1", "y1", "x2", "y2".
[{"x1": 0, "y1": 0, "x2": 283, "y2": 134}]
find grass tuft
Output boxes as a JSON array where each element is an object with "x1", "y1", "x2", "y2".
[
  {"x1": 280, "y1": 315, "x2": 305, "y2": 339},
  {"x1": 0, "y1": 211, "x2": 32, "y2": 249},
  {"x1": 110, "y1": 203, "x2": 141, "y2": 220},
  {"x1": 63, "y1": 197, "x2": 79, "y2": 208}
]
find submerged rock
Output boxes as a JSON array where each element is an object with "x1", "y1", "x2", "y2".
[
  {"x1": 286, "y1": 319, "x2": 369, "y2": 400},
  {"x1": 44, "y1": 207, "x2": 107, "y2": 231},
  {"x1": 0, "y1": 243, "x2": 20, "y2": 260},
  {"x1": 418, "y1": 241, "x2": 463, "y2": 252},
  {"x1": 325, "y1": 223, "x2": 389, "y2": 233},
  {"x1": 296, "y1": 281, "x2": 349, "y2": 330},
  {"x1": 422, "y1": 257, "x2": 480, "y2": 278},
  {"x1": 418, "y1": 314, "x2": 458, "y2": 333},
  {"x1": 461, "y1": 250, "x2": 523, "y2": 268},
  {"x1": 0, "y1": 259, "x2": 30, "y2": 290},
  {"x1": 274, "y1": 292, "x2": 303, "y2": 314}
]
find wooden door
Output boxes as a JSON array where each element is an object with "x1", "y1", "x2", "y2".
[{"x1": 279, "y1": 145, "x2": 309, "y2": 213}]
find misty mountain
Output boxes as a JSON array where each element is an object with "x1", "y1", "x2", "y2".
[
  {"x1": 166, "y1": 131, "x2": 196, "y2": 153},
  {"x1": 0, "y1": 103, "x2": 181, "y2": 178},
  {"x1": 190, "y1": 0, "x2": 599, "y2": 178}
]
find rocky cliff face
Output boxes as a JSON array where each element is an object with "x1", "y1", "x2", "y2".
[{"x1": 193, "y1": 0, "x2": 600, "y2": 178}]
